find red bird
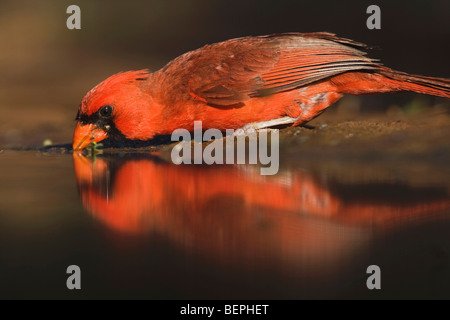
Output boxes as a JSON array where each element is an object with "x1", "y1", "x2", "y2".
[{"x1": 73, "y1": 32, "x2": 450, "y2": 150}]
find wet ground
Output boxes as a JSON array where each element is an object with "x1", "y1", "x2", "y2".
[{"x1": 1, "y1": 101, "x2": 450, "y2": 299}]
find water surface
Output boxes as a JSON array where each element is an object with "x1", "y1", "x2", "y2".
[{"x1": 1, "y1": 149, "x2": 450, "y2": 299}]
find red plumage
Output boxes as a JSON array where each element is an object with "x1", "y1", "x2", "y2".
[{"x1": 73, "y1": 32, "x2": 450, "y2": 150}]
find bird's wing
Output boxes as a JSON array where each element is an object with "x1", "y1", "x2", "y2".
[{"x1": 155, "y1": 32, "x2": 380, "y2": 107}]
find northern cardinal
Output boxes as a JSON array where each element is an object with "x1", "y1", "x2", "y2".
[{"x1": 73, "y1": 32, "x2": 450, "y2": 150}]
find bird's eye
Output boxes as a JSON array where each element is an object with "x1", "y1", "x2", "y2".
[{"x1": 99, "y1": 105, "x2": 114, "y2": 118}]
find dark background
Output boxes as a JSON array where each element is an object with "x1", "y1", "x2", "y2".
[
  {"x1": 0, "y1": 0, "x2": 448, "y2": 147},
  {"x1": 0, "y1": 1, "x2": 449, "y2": 300}
]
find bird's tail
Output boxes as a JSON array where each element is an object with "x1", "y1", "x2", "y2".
[{"x1": 377, "y1": 68, "x2": 450, "y2": 98}]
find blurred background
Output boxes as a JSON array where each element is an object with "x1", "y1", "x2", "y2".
[
  {"x1": 0, "y1": 0, "x2": 449, "y2": 299},
  {"x1": 0, "y1": 0, "x2": 448, "y2": 148}
]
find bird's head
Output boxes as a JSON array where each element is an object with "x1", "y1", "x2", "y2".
[{"x1": 73, "y1": 70, "x2": 156, "y2": 150}]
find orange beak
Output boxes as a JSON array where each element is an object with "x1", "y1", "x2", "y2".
[{"x1": 72, "y1": 122, "x2": 108, "y2": 151}]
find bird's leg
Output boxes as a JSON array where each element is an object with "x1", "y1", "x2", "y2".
[
  {"x1": 292, "y1": 92, "x2": 342, "y2": 126},
  {"x1": 233, "y1": 116, "x2": 297, "y2": 136}
]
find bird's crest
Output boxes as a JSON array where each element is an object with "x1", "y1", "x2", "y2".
[{"x1": 80, "y1": 70, "x2": 150, "y2": 115}]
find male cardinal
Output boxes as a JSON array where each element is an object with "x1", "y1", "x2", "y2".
[{"x1": 73, "y1": 32, "x2": 450, "y2": 150}]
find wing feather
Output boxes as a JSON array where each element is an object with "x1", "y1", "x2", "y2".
[{"x1": 154, "y1": 33, "x2": 380, "y2": 106}]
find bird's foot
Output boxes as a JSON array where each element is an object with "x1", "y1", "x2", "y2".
[
  {"x1": 232, "y1": 116, "x2": 297, "y2": 136},
  {"x1": 233, "y1": 124, "x2": 259, "y2": 136},
  {"x1": 233, "y1": 126, "x2": 276, "y2": 137}
]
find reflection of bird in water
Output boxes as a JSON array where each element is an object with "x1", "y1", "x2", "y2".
[{"x1": 73, "y1": 153, "x2": 450, "y2": 271}]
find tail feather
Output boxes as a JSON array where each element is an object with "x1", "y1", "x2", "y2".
[{"x1": 378, "y1": 68, "x2": 450, "y2": 98}]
